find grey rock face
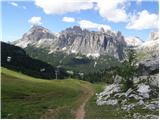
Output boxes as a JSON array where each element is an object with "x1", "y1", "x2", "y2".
[
  {"x1": 133, "y1": 74, "x2": 159, "y2": 87},
  {"x1": 138, "y1": 57, "x2": 159, "y2": 75},
  {"x1": 136, "y1": 31, "x2": 159, "y2": 75},
  {"x1": 133, "y1": 113, "x2": 158, "y2": 119},
  {"x1": 114, "y1": 75, "x2": 122, "y2": 84},
  {"x1": 96, "y1": 72, "x2": 159, "y2": 118},
  {"x1": 60, "y1": 27, "x2": 126, "y2": 59},
  {"x1": 124, "y1": 36, "x2": 143, "y2": 47},
  {"x1": 149, "y1": 31, "x2": 159, "y2": 41},
  {"x1": 14, "y1": 25, "x2": 126, "y2": 60},
  {"x1": 22, "y1": 25, "x2": 55, "y2": 41},
  {"x1": 96, "y1": 84, "x2": 121, "y2": 106},
  {"x1": 14, "y1": 25, "x2": 57, "y2": 48}
]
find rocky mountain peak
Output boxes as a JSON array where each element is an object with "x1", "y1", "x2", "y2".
[
  {"x1": 14, "y1": 25, "x2": 127, "y2": 60},
  {"x1": 22, "y1": 25, "x2": 55, "y2": 41},
  {"x1": 29, "y1": 25, "x2": 49, "y2": 32},
  {"x1": 149, "y1": 32, "x2": 159, "y2": 41},
  {"x1": 14, "y1": 25, "x2": 56, "y2": 48},
  {"x1": 125, "y1": 36, "x2": 143, "y2": 47},
  {"x1": 63, "y1": 26, "x2": 83, "y2": 34},
  {"x1": 72, "y1": 26, "x2": 82, "y2": 31}
]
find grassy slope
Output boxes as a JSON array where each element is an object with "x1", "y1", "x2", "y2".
[
  {"x1": 3, "y1": 67, "x2": 156, "y2": 119},
  {"x1": 1, "y1": 67, "x2": 93, "y2": 119}
]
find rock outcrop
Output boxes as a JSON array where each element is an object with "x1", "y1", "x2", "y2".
[
  {"x1": 136, "y1": 31, "x2": 159, "y2": 75},
  {"x1": 96, "y1": 73, "x2": 159, "y2": 119}
]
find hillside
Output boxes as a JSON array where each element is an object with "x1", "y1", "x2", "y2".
[
  {"x1": 24, "y1": 45, "x2": 120, "y2": 74},
  {"x1": 1, "y1": 41, "x2": 68, "y2": 79},
  {"x1": 1, "y1": 67, "x2": 93, "y2": 119},
  {"x1": 1, "y1": 65, "x2": 158, "y2": 119}
]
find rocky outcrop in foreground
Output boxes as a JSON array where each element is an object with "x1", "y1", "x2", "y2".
[
  {"x1": 96, "y1": 32, "x2": 159, "y2": 118},
  {"x1": 96, "y1": 74, "x2": 158, "y2": 119}
]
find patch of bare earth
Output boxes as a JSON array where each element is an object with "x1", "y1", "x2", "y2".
[
  {"x1": 40, "y1": 106, "x2": 68, "y2": 119},
  {"x1": 75, "y1": 84, "x2": 94, "y2": 119}
]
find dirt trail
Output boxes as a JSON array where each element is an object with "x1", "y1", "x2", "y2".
[
  {"x1": 75, "y1": 84, "x2": 94, "y2": 119},
  {"x1": 41, "y1": 83, "x2": 94, "y2": 119}
]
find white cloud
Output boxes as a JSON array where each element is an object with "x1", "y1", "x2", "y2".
[
  {"x1": 28, "y1": 16, "x2": 42, "y2": 25},
  {"x1": 126, "y1": 10, "x2": 158, "y2": 30},
  {"x1": 96, "y1": 0, "x2": 128, "y2": 23},
  {"x1": 22, "y1": 6, "x2": 27, "y2": 9},
  {"x1": 10, "y1": 2, "x2": 18, "y2": 7},
  {"x1": 136, "y1": 0, "x2": 142, "y2": 5},
  {"x1": 35, "y1": 0, "x2": 94, "y2": 15},
  {"x1": 10, "y1": 2, "x2": 27, "y2": 10},
  {"x1": 79, "y1": 20, "x2": 111, "y2": 31},
  {"x1": 62, "y1": 17, "x2": 75, "y2": 23}
]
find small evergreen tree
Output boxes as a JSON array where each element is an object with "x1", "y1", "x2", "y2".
[{"x1": 117, "y1": 48, "x2": 138, "y2": 91}]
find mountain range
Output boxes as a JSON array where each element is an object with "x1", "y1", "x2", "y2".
[
  {"x1": 14, "y1": 25, "x2": 158, "y2": 59},
  {"x1": 12, "y1": 25, "x2": 158, "y2": 74},
  {"x1": 14, "y1": 25, "x2": 127, "y2": 60}
]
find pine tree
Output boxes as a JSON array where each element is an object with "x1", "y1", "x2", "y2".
[{"x1": 117, "y1": 48, "x2": 138, "y2": 91}]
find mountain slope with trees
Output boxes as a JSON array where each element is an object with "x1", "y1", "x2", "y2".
[{"x1": 1, "y1": 42, "x2": 68, "y2": 79}]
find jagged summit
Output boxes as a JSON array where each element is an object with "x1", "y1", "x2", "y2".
[
  {"x1": 14, "y1": 25, "x2": 158, "y2": 60},
  {"x1": 138, "y1": 32, "x2": 159, "y2": 52},
  {"x1": 149, "y1": 31, "x2": 159, "y2": 41},
  {"x1": 14, "y1": 25, "x2": 127, "y2": 59},
  {"x1": 64, "y1": 26, "x2": 83, "y2": 32},
  {"x1": 125, "y1": 36, "x2": 144, "y2": 47},
  {"x1": 23, "y1": 25, "x2": 54, "y2": 40},
  {"x1": 24, "y1": 25, "x2": 51, "y2": 36},
  {"x1": 14, "y1": 25, "x2": 56, "y2": 48},
  {"x1": 30, "y1": 25, "x2": 48, "y2": 30},
  {"x1": 62, "y1": 25, "x2": 116, "y2": 35}
]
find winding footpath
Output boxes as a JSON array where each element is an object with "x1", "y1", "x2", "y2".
[
  {"x1": 41, "y1": 83, "x2": 94, "y2": 119},
  {"x1": 75, "y1": 84, "x2": 94, "y2": 119}
]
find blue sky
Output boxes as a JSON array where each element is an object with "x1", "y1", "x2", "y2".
[{"x1": 1, "y1": 0, "x2": 159, "y2": 42}]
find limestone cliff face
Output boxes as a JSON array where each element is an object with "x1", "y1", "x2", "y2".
[
  {"x1": 14, "y1": 25, "x2": 127, "y2": 60},
  {"x1": 124, "y1": 36, "x2": 143, "y2": 47}
]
